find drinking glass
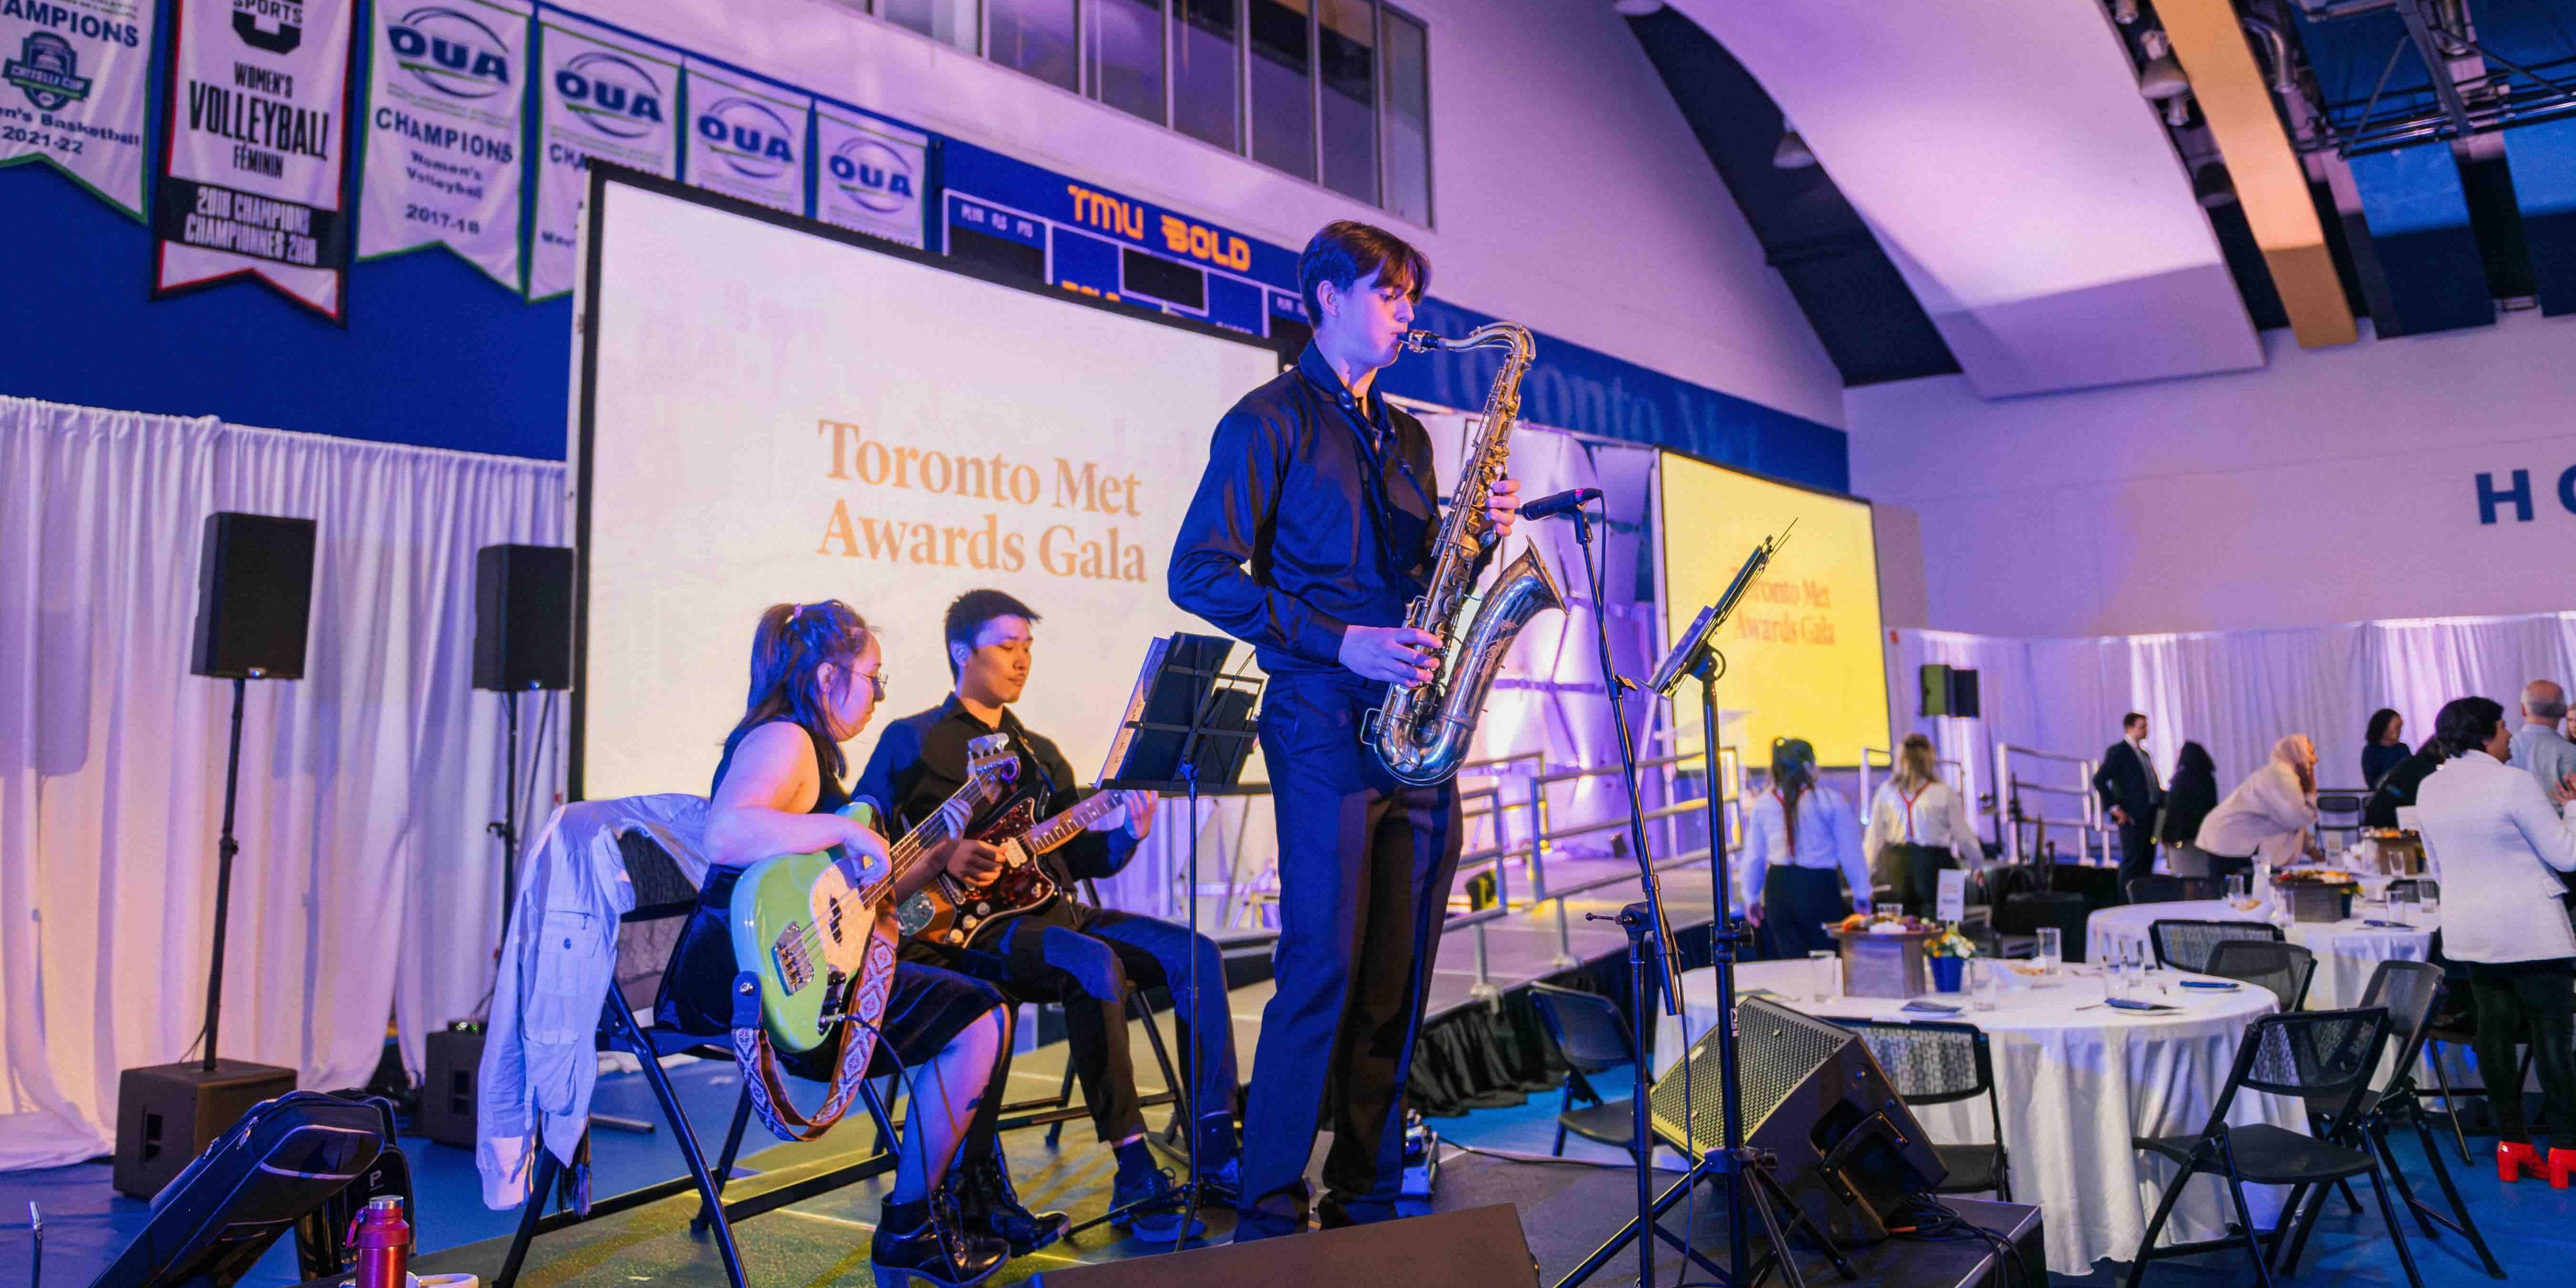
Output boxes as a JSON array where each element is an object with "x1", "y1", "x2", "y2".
[
  {"x1": 2223, "y1": 873, "x2": 2249, "y2": 904},
  {"x1": 2036, "y1": 927, "x2": 2063, "y2": 973},
  {"x1": 2421, "y1": 889, "x2": 2441, "y2": 922},
  {"x1": 1807, "y1": 949, "x2": 1841, "y2": 1001},
  {"x1": 2123, "y1": 941, "x2": 2147, "y2": 998},
  {"x1": 1971, "y1": 958, "x2": 2000, "y2": 1011}
]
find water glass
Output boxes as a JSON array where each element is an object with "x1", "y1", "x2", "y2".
[
  {"x1": 2036, "y1": 927, "x2": 2063, "y2": 972},
  {"x1": 2223, "y1": 873, "x2": 2249, "y2": 904},
  {"x1": 1971, "y1": 958, "x2": 2000, "y2": 1011},
  {"x1": 1807, "y1": 949, "x2": 1841, "y2": 1001}
]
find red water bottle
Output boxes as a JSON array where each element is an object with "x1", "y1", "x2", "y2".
[{"x1": 352, "y1": 1195, "x2": 410, "y2": 1288}]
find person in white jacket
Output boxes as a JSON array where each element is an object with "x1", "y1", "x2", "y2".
[
  {"x1": 1863, "y1": 734, "x2": 1982, "y2": 917},
  {"x1": 2415, "y1": 695, "x2": 2576, "y2": 1184},
  {"x1": 2193, "y1": 734, "x2": 2324, "y2": 886}
]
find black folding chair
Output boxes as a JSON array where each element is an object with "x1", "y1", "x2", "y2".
[
  {"x1": 2126, "y1": 876, "x2": 2216, "y2": 905},
  {"x1": 2148, "y1": 919, "x2": 2284, "y2": 974},
  {"x1": 2284, "y1": 960, "x2": 2503, "y2": 1279},
  {"x1": 494, "y1": 835, "x2": 899, "y2": 1288},
  {"x1": 2206, "y1": 939, "x2": 2317, "y2": 1012},
  {"x1": 1845, "y1": 1020, "x2": 2011, "y2": 1201},
  {"x1": 2125, "y1": 1008, "x2": 2419, "y2": 1288},
  {"x1": 1528, "y1": 982, "x2": 1642, "y2": 1159}
]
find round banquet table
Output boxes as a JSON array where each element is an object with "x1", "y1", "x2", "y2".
[
  {"x1": 2085, "y1": 898, "x2": 2435, "y2": 1009},
  {"x1": 1652, "y1": 957, "x2": 2296, "y2": 1276}
]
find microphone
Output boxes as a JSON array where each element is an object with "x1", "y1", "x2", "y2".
[{"x1": 1517, "y1": 487, "x2": 1602, "y2": 521}]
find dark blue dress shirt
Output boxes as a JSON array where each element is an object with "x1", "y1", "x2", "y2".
[{"x1": 1168, "y1": 343, "x2": 1446, "y2": 681}]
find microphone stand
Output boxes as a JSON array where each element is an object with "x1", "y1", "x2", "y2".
[{"x1": 1553, "y1": 498, "x2": 1685, "y2": 1288}]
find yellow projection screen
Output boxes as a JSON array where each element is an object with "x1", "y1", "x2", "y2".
[{"x1": 1656, "y1": 453, "x2": 1888, "y2": 767}]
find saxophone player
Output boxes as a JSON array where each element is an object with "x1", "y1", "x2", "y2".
[{"x1": 1170, "y1": 220, "x2": 1519, "y2": 1242}]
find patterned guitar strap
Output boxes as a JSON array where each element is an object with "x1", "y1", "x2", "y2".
[{"x1": 728, "y1": 914, "x2": 899, "y2": 1142}]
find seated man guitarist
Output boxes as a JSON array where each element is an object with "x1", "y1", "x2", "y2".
[{"x1": 856, "y1": 589, "x2": 1242, "y2": 1240}]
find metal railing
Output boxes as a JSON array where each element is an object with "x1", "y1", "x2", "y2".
[
  {"x1": 1992, "y1": 743, "x2": 2107, "y2": 866},
  {"x1": 1857, "y1": 747, "x2": 1973, "y2": 821},
  {"x1": 1437, "y1": 743, "x2": 1743, "y2": 1005}
]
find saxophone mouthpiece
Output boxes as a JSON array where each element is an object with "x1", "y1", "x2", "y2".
[{"x1": 1402, "y1": 329, "x2": 1445, "y2": 353}]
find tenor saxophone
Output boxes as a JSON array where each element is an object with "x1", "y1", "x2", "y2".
[{"x1": 1367, "y1": 322, "x2": 1568, "y2": 786}]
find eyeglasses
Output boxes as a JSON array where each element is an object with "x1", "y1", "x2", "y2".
[{"x1": 856, "y1": 669, "x2": 888, "y2": 701}]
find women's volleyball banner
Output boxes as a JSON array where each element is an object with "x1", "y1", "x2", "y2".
[
  {"x1": 357, "y1": 0, "x2": 530, "y2": 289},
  {"x1": 0, "y1": 0, "x2": 157, "y2": 218},
  {"x1": 154, "y1": 0, "x2": 357, "y2": 318}
]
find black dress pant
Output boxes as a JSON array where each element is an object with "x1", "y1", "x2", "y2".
[
  {"x1": 2116, "y1": 822, "x2": 2158, "y2": 898},
  {"x1": 1882, "y1": 842, "x2": 1954, "y2": 918},
  {"x1": 1237, "y1": 675, "x2": 1461, "y2": 1238},
  {"x1": 2467, "y1": 957, "x2": 2576, "y2": 1144}
]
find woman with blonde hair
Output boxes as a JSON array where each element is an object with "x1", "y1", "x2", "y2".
[
  {"x1": 1864, "y1": 733, "x2": 1983, "y2": 917},
  {"x1": 2192, "y1": 733, "x2": 2324, "y2": 886}
]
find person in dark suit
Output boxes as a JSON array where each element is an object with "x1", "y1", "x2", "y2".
[{"x1": 2092, "y1": 712, "x2": 2165, "y2": 898}]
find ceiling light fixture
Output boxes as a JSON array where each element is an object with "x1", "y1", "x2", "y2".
[
  {"x1": 2138, "y1": 29, "x2": 2191, "y2": 101},
  {"x1": 1772, "y1": 122, "x2": 1817, "y2": 170}
]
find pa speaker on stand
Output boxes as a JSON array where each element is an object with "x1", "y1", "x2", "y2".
[
  {"x1": 115, "y1": 513, "x2": 315, "y2": 1199},
  {"x1": 426, "y1": 546, "x2": 572, "y2": 1151}
]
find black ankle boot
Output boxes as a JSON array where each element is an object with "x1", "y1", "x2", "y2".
[
  {"x1": 952, "y1": 1144, "x2": 1069, "y2": 1256},
  {"x1": 870, "y1": 1188, "x2": 1008, "y2": 1288}
]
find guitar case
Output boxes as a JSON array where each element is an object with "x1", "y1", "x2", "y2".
[{"x1": 89, "y1": 1091, "x2": 409, "y2": 1288}]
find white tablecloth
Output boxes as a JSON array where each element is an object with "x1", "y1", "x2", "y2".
[
  {"x1": 1653, "y1": 958, "x2": 2296, "y2": 1276},
  {"x1": 2085, "y1": 899, "x2": 2435, "y2": 1009}
]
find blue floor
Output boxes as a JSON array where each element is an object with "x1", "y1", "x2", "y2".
[{"x1": 9, "y1": 1054, "x2": 2573, "y2": 1288}]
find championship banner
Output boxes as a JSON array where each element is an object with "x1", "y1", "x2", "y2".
[
  {"x1": 682, "y1": 58, "x2": 806, "y2": 216},
  {"x1": 813, "y1": 103, "x2": 924, "y2": 249},
  {"x1": 155, "y1": 0, "x2": 357, "y2": 318},
  {"x1": 357, "y1": 0, "x2": 529, "y2": 289},
  {"x1": 0, "y1": 0, "x2": 156, "y2": 218},
  {"x1": 526, "y1": 8, "x2": 675, "y2": 300}
]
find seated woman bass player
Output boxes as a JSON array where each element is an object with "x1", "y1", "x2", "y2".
[{"x1": 652, "y1": 601, "x2": 1052, "y2": 1288}]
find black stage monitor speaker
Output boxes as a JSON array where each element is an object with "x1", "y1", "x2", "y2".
[
  {"x1": 190, "y1": 513, "x2": 316, "y2": 680},
  {"x1": 112, "y1": 1059, "x2": 299, "y2": 1199},
  {"x1": 1027, "y1": 1203, "x2": 1537, "y2": 1287},
  {"x1": 1650, "y1": 996, "x2": 1944, "y2": 1245},
  {"x1": 419, "y1": 1024, "x2": 486, "y2": 1149},
  {"x1": 1949, "y1": 668, "x2": 1981, "y2": 718},
  {"x1": 474, "y1": 544, "x2": 574, "y2": 691}
]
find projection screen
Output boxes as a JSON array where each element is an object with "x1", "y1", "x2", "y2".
[
  {"x1": 574, "y1": 171, "x2": 1279, "y2": 800},
  {"x1": 1657, "y1": 452, "x2": 1890, "y2": 768}
]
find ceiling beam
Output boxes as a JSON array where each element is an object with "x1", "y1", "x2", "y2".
[{"x1": 2158, "y1": 0, "x2": 2359, "y2": 347}]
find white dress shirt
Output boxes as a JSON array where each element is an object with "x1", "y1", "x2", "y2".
[
  {"x1": 2415, "y1": 749, "x2": 2576, "y2": 964},
  {"x1": 2194, "y1": 760, "x2": 2316, "y2": 864},
  {"x1": 1741, "y1": 786, "x2": 1870, "y2": 914},
  {"x1": 1863, "y1": 779, "x2": 1982, "y2": 869}
]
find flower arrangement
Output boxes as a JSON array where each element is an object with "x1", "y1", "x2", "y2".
[{"x1": 1927, "y1": 926, "x2": 1978, "y2": 959}]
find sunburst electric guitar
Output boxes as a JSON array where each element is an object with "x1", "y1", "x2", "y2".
[
  {"x1": 727, "y1": 733, "x2": 1017, "y2": 1054},
  {"x1": 893, "y1": 787, "x2": 1137, "y2": 948}
]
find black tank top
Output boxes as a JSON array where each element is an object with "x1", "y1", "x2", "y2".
[{"x1": 711, "y1": 719, "x2": 852, "y2": 815}]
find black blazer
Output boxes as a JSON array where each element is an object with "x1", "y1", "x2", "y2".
[{"x1": 2092, "y1": 740, "x2": 2161, "y2": 823}]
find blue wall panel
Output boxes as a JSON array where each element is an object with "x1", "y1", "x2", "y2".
[{"x1": 2347, "y1": 143, "x2": 2497, "y2": 336}]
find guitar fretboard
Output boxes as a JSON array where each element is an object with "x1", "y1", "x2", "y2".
[{"x1": 1022, "y1": 790, "x2": 1130, "y2": 857}]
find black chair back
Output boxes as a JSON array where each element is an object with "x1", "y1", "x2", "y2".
[
  {"x1": 2357, "y1": 958, "x2": 2446, "y2": 1079},
  {"x1": 1847, "y1": 1020, "x2": 1994, "y2": 1107},
  {"x1": 1529, "y1": 983, "x2": 1637, "y2": 1075},
  {"x1": 2148, "y1": 918, "x2": 2283, "y2": 973},
  {"x1": 2125, "y1": 876, "x2": 2218, "y2": 904},
  {"x1": 2216, "y1": 1008, "x2": 2389, "y2": 1138},
  {"x1": 2207, "y1": 939, "x2": 2317, "y2": 1012}
]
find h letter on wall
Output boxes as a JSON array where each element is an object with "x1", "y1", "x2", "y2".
[{"x1": 2478, "y1": 469, "x2": 2533, "y2": 524}]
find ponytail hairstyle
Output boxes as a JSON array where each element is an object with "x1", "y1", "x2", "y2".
[
  {"x1": 1772, "y1": 737, "x2": 1818, "y2": 856},
  {"x1": 1892, "y1": 733, "x2": 1940, "y2": 794},
  {"x1": 729, "y1": 600, "x2": 876, "y2": 782}
]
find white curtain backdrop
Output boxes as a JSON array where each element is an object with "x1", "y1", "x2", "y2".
[
  {"x1": 1887, "y1": 615, "x2": 2576, "y2": 808},
  {"x1": 0, "y1": 399, "x2": 564, "y2": 1169}
]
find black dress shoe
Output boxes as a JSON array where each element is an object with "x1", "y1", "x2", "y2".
[
  {"x1": 953, "y1": 1144, "x2": 1070, "y2": 1256},
  {"x1": 871, "y1": 1189, "x2": 1009, "y2": 1288}
]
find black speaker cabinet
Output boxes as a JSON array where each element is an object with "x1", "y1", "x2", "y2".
[
  {"x1": 1028, "y1": 1203, "x2": 1535, "y2": 1287},
  {"x1": 1650, "y1": 997, "x2": 1943, "y2": 1245},
  {"x1": 1949, "y1": 668, "x2": 1981, "y2": 718},
  {"x1": 420, "y1": 1025, "x2": 486, "y2": 1148},
  {"x1": 190, "y1": 513, "x2": 316, "y2": 680},
  {"x1": 473, "y1": 544, "x2": 573, "y2": 691},
  {"x1": 113, "y1": 1059, "x2": 299, "y2": 1199}
]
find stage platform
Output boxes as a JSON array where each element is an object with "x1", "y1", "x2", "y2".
[{"x1": 380, "y1": 1133, "x2": 2040, "y2": 1288}]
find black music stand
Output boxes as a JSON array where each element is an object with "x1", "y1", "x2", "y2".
[{"x1": 1074, "y1": 632, "x2": 1263, "y2": 1250}]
